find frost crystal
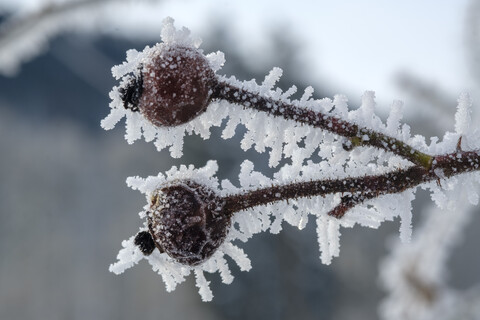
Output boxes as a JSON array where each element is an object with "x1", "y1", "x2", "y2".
[{"x1": 455, "y1": 92, "x2": 472, "y2": 135}]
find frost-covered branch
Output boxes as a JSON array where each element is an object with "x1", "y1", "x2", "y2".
[
  {"x1": 104, "y1": 18, "x2": 480, "y2": 301},
  {"x1": 224, "y1": 149, "x2": 480, "y2": 217},
  {"x1": 103, "y1": 27, "x2": 432, "y2": 168},
  {"x1": 211, "y1": 80, "x2": 434, "y2": 168}
]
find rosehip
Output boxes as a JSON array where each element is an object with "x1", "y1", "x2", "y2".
[
  {"x1": 146, "y1": 180, "x2": 230, "y2": 266},
  {"x1": 138, "y1": 46, "x2": 217, "y2": 127}
]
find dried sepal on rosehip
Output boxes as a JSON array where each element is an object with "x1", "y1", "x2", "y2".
[
  {"x1": 118, "y1": 71, "x2": 143, "y2": 112},
  {"x1": 133, "y1": 230, "x2": 156, "y2": 255}
]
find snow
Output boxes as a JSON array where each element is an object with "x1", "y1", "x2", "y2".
[
  {"x1": 386, "y1": 100, "x2": 404, "y2": 135},
  {"x1": 455, "y1": 92, "x2": 472, "y2": 136}
]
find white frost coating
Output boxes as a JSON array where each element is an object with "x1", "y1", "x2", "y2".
[
  {"x1": 397, "y1": 191, "x2": 414, "y2": 242},
  {"x1": 109, "y1": 236, "x2": 143, "y2": 275},
  {"x1": 316, "y1": 215, "x2": 341, "y2": 265},
  {"x1": 455, "y1": 92, "x2": 472, "y2": 136},
  {"x1": 100, "y1": 107, "x2": 124, "y2": 131},
  {"x1": 160, "y1": 16, "x2": 201, "y2": 47},
  {"x1": 205, "y1": 51, "x2": 225, "y2": 72},
  {"x1": 333, "y1": 94, "x2": 349, "y2": 117},
  {"x1": 300, "y1": 86, "x2": 314, "y2": 104},
  {"x1": 222, "y1": 242, "x2": 252, "y2": 271},
  {"x1": 104, "y1": 18, "x2": 480, "y2": 175},
  {"x1": 358, "y1": 91, "x2": 376, "y2": 126},
  {"x1": 386, "y1": 100, "x2": 404, "y2": 135},
  {"x1": 194, "y1": 270, "x2": 213, "y2": 302},
  {"x1": 261, "y1": 67, "x2": 283, "y2": 94}
]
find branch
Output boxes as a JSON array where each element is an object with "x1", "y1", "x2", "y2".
[
  {"x1": 133, "y1": 149, "x2": 479, "y2": 268},
  {"x1": 211, "y1": 81, "x2": 433, "y2": 169},
  {"x1": 223, "y1": 150, "x2": 480, "y2": 217},
  {"x1": 114, "y1": 42, "x2": 433, "y2": 168}
]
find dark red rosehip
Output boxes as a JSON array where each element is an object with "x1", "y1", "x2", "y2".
[
  {"x1": 138, "y1": 46, "x2": 217, "y2": 127},
  {"x1": 147, "y1": 180, "x2": 231, "y2": 266}
]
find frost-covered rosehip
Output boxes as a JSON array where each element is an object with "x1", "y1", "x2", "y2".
[
  {"x1": 137, "y1": 46, "x2": 217, "y2": 127},
  {"x1": 146, "y1": 180, "x2": 231, "y2": 266}
]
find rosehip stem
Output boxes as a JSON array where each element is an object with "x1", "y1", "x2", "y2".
[
  {"x1": 222, "y1": 151, "x2": 480, "y2": 218},
  {"x1": 211, "y1": 81, "x2": 433, "y2": 169}
]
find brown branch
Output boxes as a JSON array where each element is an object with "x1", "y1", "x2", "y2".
[
  {"x1": 327, "y1": 193, "x2": 377, "y2": 218},
  {"x1": 211, "y1": 80, "x2": 433, "y2": 169},
  {"x1": 222, "y1": 150, "x2": 480, "y2": 218}
]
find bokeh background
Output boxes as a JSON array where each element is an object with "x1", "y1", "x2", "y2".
[{"x1": 1, "y1": 1, "x2": 480, "y2": 319}]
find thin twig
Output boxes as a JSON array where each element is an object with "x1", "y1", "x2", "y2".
[
  {"x1": 212, "y1": 81, "x2": 434, "y2": 169},
  {"x1": 223, "y1": 150, "x2": 480, "y2": 218}
]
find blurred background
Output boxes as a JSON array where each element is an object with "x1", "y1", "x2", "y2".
[{"x1": 1, "y1": 0, "x2": 480, "y2": 319}]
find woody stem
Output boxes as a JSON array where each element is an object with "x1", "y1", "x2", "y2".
[
  {"x1": 223, "y1": 151, "x2": 480, "y2": 218},
  {"x1": 211, "y1": 80, "x2": 433, "y2": 169}
]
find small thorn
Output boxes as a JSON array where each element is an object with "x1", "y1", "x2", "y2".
[
  {"x1": 328, "y1": 206, "x2": 347, "y2": 219},
  {"x1": 456, "y1": 136, "x2": 463, "y2": 151}
]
